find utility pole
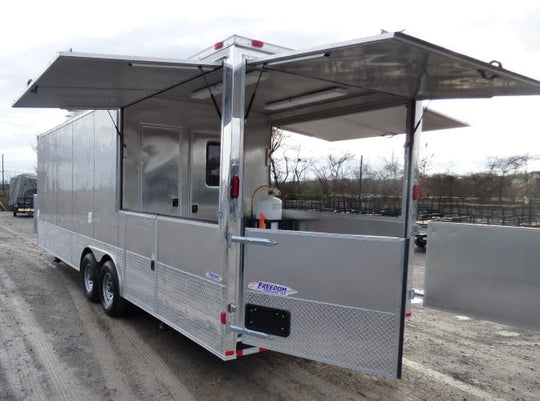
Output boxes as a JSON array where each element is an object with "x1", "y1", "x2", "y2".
[
  {"x1": 1, "y1": 154, "x2": 4, "y2": 193},
  {"x1": 358, "y1": 155, "x2": 363, "y2": 210}
]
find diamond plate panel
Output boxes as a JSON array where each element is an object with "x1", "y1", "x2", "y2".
[
  {"x1": 71, "y1": 232, "x2": 124, "y2": 276},
  {"x1": 124, "y1": 251, "x2": 155, "y2": 312},
  {"x1": 246, "y1": 292, "x2": 400, "y2": 377},
  {"x1": 157, "y1": 263, "x2": 226, "y2": 354}
]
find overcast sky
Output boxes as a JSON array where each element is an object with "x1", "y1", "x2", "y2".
[{"x1": 2, "y1": 0, "x2": 540, "y2": 179}]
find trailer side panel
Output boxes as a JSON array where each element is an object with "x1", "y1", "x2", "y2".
[{"x1": 425, "y1": 222, "x2": 540, "y2": 331}]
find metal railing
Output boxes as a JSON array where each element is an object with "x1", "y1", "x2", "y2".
[{"x1": 283, "y1": 195, "x2": 540, "y2": 227}]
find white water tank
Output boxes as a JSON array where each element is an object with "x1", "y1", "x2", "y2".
[{"x1": 254, "y1": 195, "x2": 282, "y2": 221}]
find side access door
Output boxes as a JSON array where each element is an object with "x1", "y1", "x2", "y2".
[{"x1": 242, "y1": 228, "x2": 408, "y2": 378}]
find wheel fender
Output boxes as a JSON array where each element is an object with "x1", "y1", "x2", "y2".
[{"x1": 86, "y1": 246, "x2": 124, "y2": 295}]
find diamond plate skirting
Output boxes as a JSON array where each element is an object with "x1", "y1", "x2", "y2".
[
  {"x1": 246, "y1": 292, "x2": 400, "y2": 377},
  {"x1": 72, "y1": 232, "x2": 123, "y2": 273},
  {"x1": 37, "y1": 220, "x2": 228, "y2": 356},
  {"x1": 124, "y1": 251, "x2": 155, "y2": 312},
  {"x1": 157, "y1": 263, "x2": 226, "y2": 354}
]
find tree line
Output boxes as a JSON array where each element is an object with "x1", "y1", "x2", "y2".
[{"x1": 269, "y1": 129, "x2": 538, "y2": 204}]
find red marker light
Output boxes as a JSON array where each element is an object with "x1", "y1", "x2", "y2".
[
  {"x1": 251, "y1": 40, "x2": 264, "y2": 48},
  {"x1": 406, "y1": 312, "x2": 412, "y2": 317},
  {"x1": 220, "y1": 311, "x2": 227, "y2": 325},
  {"x1": 214, "y1": 41, "x2": 224, "y2": 50},
  {"x1": 413, "y1": 184, "x2": 420, "y2": 200},
  {"x1": 231, "y1": 176, "x2": 240, "y2": 199},
  {"x1": 225, "y1": 350, "x2": 235, "y2": 357}
]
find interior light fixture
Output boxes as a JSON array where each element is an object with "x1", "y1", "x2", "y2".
[
  {"x1": 264, "y1": 88, "x2": 348, "y2": 111},
  {"x1": 128, "y1": 62, "x2": 206, "y2": 70},
  {"x1": 265, "y1": 52, "x2": 329, "y2": 67},
  {"x1": 191, "y1": 71, "x2": 269, "y2": 100}
]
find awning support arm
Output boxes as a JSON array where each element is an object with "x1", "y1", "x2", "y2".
[
  {"x1": 406, "y1": 100, "x2": 431, "y2": 146},
  {"x1": 199, "y1": 66, "x2": 222, "y2": 120},
  {"x1": 244, "y1": 65, "x2": 267, "y2": 123},
  {"x1": 107, "y1": 110, "x2": 122, "y2": 137}
]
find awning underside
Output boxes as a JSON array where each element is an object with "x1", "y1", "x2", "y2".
[
  {"x1": 279, "y1": 106, "x2": 468, "y2": 141},
  {"x1": 12, "y1": 32, "x2": 538, "y2": 141},
  {"x1": 249, "y1": 32, "x2": 540, "y2": 101},
  {"x1": 13, "y1": 52, "x2": 221, "y2": 109}
]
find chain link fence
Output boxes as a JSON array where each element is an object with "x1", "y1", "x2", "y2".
[{"x1": 283, "y1": 195, "x2": 540, "y2": 228}]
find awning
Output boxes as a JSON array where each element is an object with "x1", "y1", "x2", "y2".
[
  {"x1": 249, "y1": 32, "x2": 540, "y2": 101},
  {"x1": 13, "y1": 52, "x2": 221, "y2": 109},
  {"x1": 280, "y1": 106, "x2": 468, "y2": 142}
]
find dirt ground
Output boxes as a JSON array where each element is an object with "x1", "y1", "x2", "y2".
[{"x1": 0, "y1": 212, "x2": 538, "y2": 401}]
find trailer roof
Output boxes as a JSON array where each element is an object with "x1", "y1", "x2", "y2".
[{"x1": 13, "y1": 52, "x2": 221, "y2": 109}]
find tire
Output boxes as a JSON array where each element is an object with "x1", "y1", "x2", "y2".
[
  {"x1": 99, "y1": 260, "x2": 127, "y2": 317},
  {"x1": 13, "y1": 210, "x2": 17, "y2": 217},
  {"x1": 80, "y1": 253, "x2": 100, "y2": 302},
  {"x1": 415, "y1": 237, "x2": 427, "y2": 248}
]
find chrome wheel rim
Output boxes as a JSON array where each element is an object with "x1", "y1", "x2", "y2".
[
  {"x1": 102, "y1": 272, "x2": 114, "y2": 308},
  {"x1": 83, "y1": 264, "x2": 94, "y2": 293}
]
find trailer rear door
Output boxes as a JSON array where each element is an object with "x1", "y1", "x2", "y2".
[{"x1": 241, "y1": 228, "x2": 408, "y2": 378}]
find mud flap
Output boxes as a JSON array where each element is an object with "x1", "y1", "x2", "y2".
[{"x1": 242, "y1": 228, "x2": 408, "y2": 378}]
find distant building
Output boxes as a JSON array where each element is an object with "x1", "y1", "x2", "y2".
[{"x1": 529, "y1": 171, "x2": 540, "y2": 198}]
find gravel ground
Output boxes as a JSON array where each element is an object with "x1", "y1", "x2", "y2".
[{"x1": 0, "y1": 212, "x2": 538, "y2": 400}]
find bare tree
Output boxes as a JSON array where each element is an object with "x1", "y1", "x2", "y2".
[
  {"x1": 487, "y1": 154, "x2": 530, "y2": 201},
  {"x1": 419, "y1": 143, "x2": 435, "y2": 178},
  {"x1": 353, "y1": 162, "x2": 380, "y2": 196},
  {"x1": 268, "y1": 128, "x2": 289, "y2": 188},
  {"x1": 268, "y1": 128, "x2": 313, "y2": 193},
  {"x1": 312, "y1": 152, "x2": 355, "y2": 196},
  {"x1": 379, "y1": 151, "x2": 403, "y2": 196},
  {"x1": 328, "y1": 153, "x2": 355, "y2": 182},
  {"x1": 290, "y1": 146, "x2": 310, "y2": 184}
]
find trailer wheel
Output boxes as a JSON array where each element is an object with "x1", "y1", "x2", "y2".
[
  {"x1": 81, "y1": 253, "x2": 99, "y2": 302},
  {"x1": 99, "y1": 260, "x2": 126, "y2": 317},
  {"x1": 415, "y1": 237, "x2": 427, "y2": 248}
]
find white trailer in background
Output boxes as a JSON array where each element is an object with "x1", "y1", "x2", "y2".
[{"x1": 14, "y1": 33, "x2": 540, "y2": 378}]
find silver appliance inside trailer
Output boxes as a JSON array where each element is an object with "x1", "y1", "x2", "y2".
[{"x1": 14, "y1": 33, "x2": 540, "y2": 379}]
